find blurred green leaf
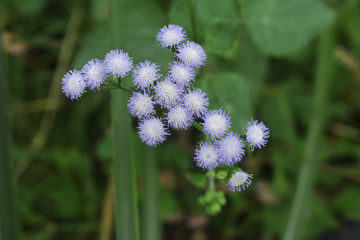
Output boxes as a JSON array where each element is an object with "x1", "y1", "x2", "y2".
[
  {"x1": 96, "y1": 134, "x2": 112, "y2": 161},
  {"x1": 115, "y1": 0, "x2": 172, "y2": 66},
  {"x1": 169, "y1": 0, "x2": 193, "y2": 38},
  {"x1": 243, "y1": 0, "x2": 334, "y2": 56},
  {"x1": 306, "y1": 197, "x2": 338, "y2": 239},
  {"x1": 11, "y1": 0, "x2": 45, "y2": 15},
  {"x1": 185, "y1": 172, "x2": 207, "y2": 188},
  {"x1": 332, "y1": 187, "x2": 360, "y2": 220},
  {"x1": 196, "y1": 0, "x2": 240, "y2": 58},
  {"x1": 204, "y1": 73, "x2": 252, "y2": 132},
  {"x1": 73, "y1": 24, "x2": 110, "y2": 69},
  {"x1": 237, "y1": 27, "x2": 268, "y2": 103}
]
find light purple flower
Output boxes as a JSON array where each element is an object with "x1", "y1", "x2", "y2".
[
  {"x1": 201, "y1": 109, "x2": 231, "y2": 139},
  {"x1": 82, "y1": 59, "x2": 107, "y2": 90},
  {"x1": 156, "y1": 24, "x2": 186, "y2": 48},
  {"x1": 183, "y1": 89, "x2": 209, "y2": 117},
  {"x1": 245, "y1": 120, "x2": 270, "y2": 150},
  {"x1": 168, "y1": 61, "x2": 195, "y2": 86},
  {"x1": 194, "y1": 142, "x2": 220, "y2": 170},
  {"x1": 104, "y1": 49, "x2": 133, "y2": 78},
  {"x1": 216, "y1": 132, "x2": 245, "y2": 165},
  {"x1": 128, "y1": 92, "x2": 155, "y2": 119},
  {"x1": 61, "y1": 69, "x2": 86, "y2": 100},
  {"x1": 132, "y1": 60, "x2": 161, "y2": 90},
  {"x1": 227, "y1": 171, "x2": 253, "y2": 192},
  {"x1": 176, "y1": 41, "x2": 206, "y2": 68},
  {"x1": 138, "y1": 117, "x2": 169, "y2": 147},
  {"x1": 154, "y1": 78, "x2": 183, "y2": 108},
  {"x1": 166, "y1": 105, "x2": 193, "y2": 130}
]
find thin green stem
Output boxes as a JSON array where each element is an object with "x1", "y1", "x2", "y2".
[
  {"x1": 119, "y1": 85, "x2": 133, "y2": 93},
  {"x1": 283, "y1": 26, "x2": 336, "y2": 240},
  {"x1": 109, "y1": 0, "x2": 140, "y2": 240},
  {"x1": 208, "y1": 169, "x2": 215, "y2": 191},
  {"x1": 191, "y1": 120, "x2": 203, "y2": 132},
  {"x1": 142, "y1": 147, "x2": 159, "y2": 240},
  {"x1": 0, "y1": 39, "x2": 19, "y2": 240}
]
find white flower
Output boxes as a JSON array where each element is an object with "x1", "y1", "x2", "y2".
[{"x1": 227, "y1": 171, "x2": 253, "y2": 192}]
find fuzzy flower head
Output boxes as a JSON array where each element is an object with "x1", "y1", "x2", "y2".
[
  {"x1": 104, "y1": 49, "x2": 133, "y2": 78},
  {"x1": 62, "y1": 70, "x2": 86, "y2": 100},
  {"x1": 132, "y1": 60, "x2": 161, "y2": 90},
  {"x1": 156, "y1": 24, "x2": 186, "y2": 48},
  {"x1": 194, "y1": 142, "x2": 220, "y2": 170},
  {"x1": 166, "y1": 105, "x2": 193, "y2": 130},
  {"x1": 128, "y1": 92, "x2": 155, "y2": 119},
  {"x1": 202, "y1": 109, "x2": 231, "y2": 139},
  {"x1": 169, "y1": 61, "x2": 195, "y2": 86},
  {"x1": 138, "y1": 117, "x2": 169, "y2": 147},
  {"x1": 176, "y1": 41, "x2": 206, "y2": 68},
  {"x1": 216, "y1": 132, "x2": 245, "y2": 165},
  {"x1": 82, "y1": 59, "x2": 107, "y2": 90},
  {"x1": 154, "y1": 78, "x2": 183, "y2": 108},
  {"x1": 183, "y1": 89, "x2": 209, "y2": 117},
  {"x1": 227, "y1": 171, "x2": 253, "y2": 192},
  {"x1": 245, "y1": 120, "x2": 270, "y2": 150}
]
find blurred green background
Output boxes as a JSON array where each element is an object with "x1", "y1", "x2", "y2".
[{"x1": 1, "y1": 0, "x2": 360, "y2": 239}]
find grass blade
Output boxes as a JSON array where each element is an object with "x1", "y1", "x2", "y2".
[
  {"x1": 109, "y1": 1, "x2": 140, "y2": 239},
  {"x1": 283, "y1": 26, "x2": 336, "y2": 240},
  {"x1": 0, "y1": 45, "x2": 19, "y2": 240}
]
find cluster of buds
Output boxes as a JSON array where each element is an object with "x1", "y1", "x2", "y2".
[{"x1": 61, "y1": 25, "x2": 270, "y2": 192}]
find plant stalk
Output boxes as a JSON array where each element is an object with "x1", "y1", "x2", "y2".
[
  {"x1": 283, "y1": 26, "x2": 336, "y2": 240},
  {"x1": 0, "y1": 40, "x2": 19, "y2": 240},
  {"x1": 142, "y1": 147, "x2": 159, "y2": 240},
  {"x1": 109, "y1": 0, "x2": 140, "y2": 239}
]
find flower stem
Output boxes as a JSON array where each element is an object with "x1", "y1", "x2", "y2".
[
  {"x1": 192, "y1": 120, "x2": 203, "y2": 132},
  {"x1": 142, "y1": 147, "x2": 159, "y2": 240},
  {"x1": 208, "y1": 169, "x2": 215, "y2": 191},
  {"x1": 109, "y1": 0, "x2": 140, "y2": 240},
  {"x1": 283, "y1": 26, "x2": 336, "y2": 240}
]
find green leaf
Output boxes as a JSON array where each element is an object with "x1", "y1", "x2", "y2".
[
  {"x1": 11, "y1": 0, "x2": 46, "y2": 15},
  {"x1": 169, "y1": 0, "x2": 193, "y2": 38},
  {"x1": 185, "y1": 172, "x2": 208, "y2": 188},
  {"x1": 196, "y1": 0, "x2": 240, "y2": 58},
  {"x1": 332, "y1": 187, "x2": 360, "y2": 220},
  {"x1": 204, "y1": 73, "x2": 252, "y2": 132},
  {"x1": 73, "y1": 24, "x2": 110, "y2": 69},
  {"x1": 243, "y1": 0, "x2": 334, "y2": 56},
  {"x1": 113, "y1": 0, "x2": 171, "y2": 66}
]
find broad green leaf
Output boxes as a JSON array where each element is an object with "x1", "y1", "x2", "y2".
[
  {"x1": 196, "y1": 0, "x2": 240, "y2": 58},
  {"x1": 204, "y1": 73, "x2": 252, "y2": 132},
  {"x1": 169, "y1": 0, "x2": 193, "y2": 38},
  {"x1": 237, "y1": 27, "x2": 268, "y2": 103},
  {"x1": 113, "y1": 0, "x2": 171, "y2": 66},
  {"x1": 243, "y1": 0, "x2": 334, "y2": 56}
]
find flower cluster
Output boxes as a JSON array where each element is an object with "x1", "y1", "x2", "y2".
[
  {"x1": 61, "y1": 50, "x2": 133, "y2": 100},
  {"x1": 61, "y1": 24, "x2": 270, "y2": 192}
]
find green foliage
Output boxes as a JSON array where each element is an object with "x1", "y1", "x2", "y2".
[
  {"x1": 332, "y1": 187, "x2": 360, "y2": 220},
  {"x1": 203, "y1": 73, "x2": 252, "y2": 131},
  {"x1": 243, "y1": 0, "x2": 335, "y2": 56},
  {"x1": 196, "y1": 0, "x2": 240, "y2": 58},
  {"x1": 185, "y1": 172, "x2": 207, "y2": 188},
  {"x1": 199, "y1": 190, "x2": 226, "y2": 215},
  {"x1": 4, "y1": 0, "x2": 360, "y2": 239}
]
